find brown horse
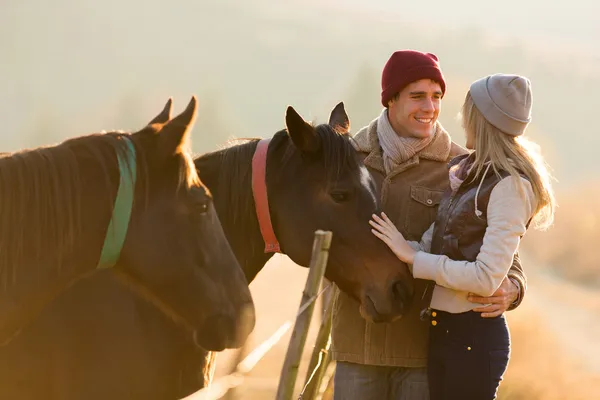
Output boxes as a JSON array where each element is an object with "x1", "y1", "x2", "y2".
[
  {"x1": 0, "y1": 97, "x2": 254, "y2": 399},
  {"x1": 185, "y1": 103, "x2": 415, "y2": 391},
  {"x1": 195, "y1": 102, "x2": 414, "y2": 321}
]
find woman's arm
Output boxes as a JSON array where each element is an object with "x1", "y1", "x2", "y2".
[{"x1": 411, "y1": 176, "x2": 536, "y2": 297}]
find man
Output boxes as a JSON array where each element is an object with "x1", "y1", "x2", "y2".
[{"x1": 330, "y1": 50, "x2": 527, "y2": 399}]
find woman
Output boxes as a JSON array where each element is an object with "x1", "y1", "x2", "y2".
[{"x1": 370, "y1": 73, "x2": 555, "y2": 399}]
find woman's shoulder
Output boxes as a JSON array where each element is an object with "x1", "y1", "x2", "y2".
[
  {"x1": 495, "y1": 174, "x2": 534, "y2": 196},
  {"x1": 491, "y1": 175, "x2": 537, "y2": 217}
]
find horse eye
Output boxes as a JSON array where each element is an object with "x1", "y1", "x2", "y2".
[
  {"x1": 330, "y1": 191, "x2": 349, "y2": 203},
  {"x1": 197, "y1": 202, "x2": 209, "y2": 215},
  {"x1": 189, "y1": 186, "x2": 209, "y2": 215}
]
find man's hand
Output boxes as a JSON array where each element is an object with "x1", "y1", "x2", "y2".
[{"x1": 468, "y1": 276, "x2": 519, "y2": 318}]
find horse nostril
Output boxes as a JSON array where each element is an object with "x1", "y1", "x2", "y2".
[{"x1": 390, "y1": 280, "x2": 411, "y2": 310}]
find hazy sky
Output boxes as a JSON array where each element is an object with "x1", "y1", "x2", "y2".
[
  {"x1": 0, "y1": 0, "x2": 597, "y2": 185},
  {"x1": 311, "y1": 0, "x2": 600, "y2": 57}
]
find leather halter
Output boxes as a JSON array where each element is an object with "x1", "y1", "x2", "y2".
[{"x1": 251, "y1": 138, "x2": 281, "y2": 253}]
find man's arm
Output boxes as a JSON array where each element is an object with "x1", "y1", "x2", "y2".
[
  {"x1": 506, "y1": 251, "x2": 527, "y2": 310},
  {"x1": 468, "y1": 252, "x2": 527, "y2": 317}
]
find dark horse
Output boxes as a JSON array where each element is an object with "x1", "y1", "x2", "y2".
[
  {"x1": 195, "y1": 102, "x2": 414, "y2": 320},
  {"x1": 0, "y1": 97, "x2": 254, "y2": 399},
  {"x1": 190, "y1": 102, "x2": 415, "y2": 389}
]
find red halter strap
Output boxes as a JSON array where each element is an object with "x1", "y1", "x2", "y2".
[{"x1": 251, "y1": 138, "x2": 281, "y2": 253}]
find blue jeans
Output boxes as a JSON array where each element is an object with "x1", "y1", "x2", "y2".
[{"x1": 333, "y1": 362, "x2": 429, "y2": 400}]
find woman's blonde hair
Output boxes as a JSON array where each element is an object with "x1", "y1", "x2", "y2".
[{"x1": 461, "y1": 92, "x2": 556, "y2": 230}]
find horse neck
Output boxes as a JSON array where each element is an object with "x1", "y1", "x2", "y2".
[
  {"x1": 0, "y1": 140, "x2": 121, "y2": 344},
  {"x1": 195, "y1": 141, "x2": 274, "y2": 283}
]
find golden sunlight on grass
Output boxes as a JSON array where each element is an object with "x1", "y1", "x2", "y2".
[{"x1": 499, "y1": 301, "x2": 600, "y2": 399}]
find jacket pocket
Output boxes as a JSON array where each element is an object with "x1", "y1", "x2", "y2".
[{"x1": 406, "y1": 186, "x2": 445, "y2": 238}]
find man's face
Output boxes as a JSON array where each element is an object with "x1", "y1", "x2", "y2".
[{"x1": 387, "y1": 79, "x2": 442, "y2": 139}]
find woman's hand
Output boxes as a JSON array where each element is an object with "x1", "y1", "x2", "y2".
[{"x1": 369, "y1": 212, "x2": 417, "y2": 264}]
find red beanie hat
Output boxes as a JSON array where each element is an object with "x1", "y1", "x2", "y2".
[{"x1": 381, "y1": 50, "x2": 446, "y2": 107}]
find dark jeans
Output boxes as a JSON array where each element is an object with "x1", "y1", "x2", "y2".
[
  {"x1": 333, "y1": 362, "x2": 429, "y2": 400},
  {"x1": 427, "y1": 309, "x2": 511, "y2": 400}
]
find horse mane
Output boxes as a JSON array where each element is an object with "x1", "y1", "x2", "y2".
[
  {"x1": 197, "y1": 122, "x2": 360, "y2": 268},
  {"x1": 280, "y1": 123, "x2": 361, "y2": 183},
  {"x1": 199, "y1": 138, "x2": 262, "y2": 266},
  {"x1": 0, "y1": 132, "x2": 145, "y2": 288}
]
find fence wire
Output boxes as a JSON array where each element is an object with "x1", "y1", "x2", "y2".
[{"x1": 182, "y1": 283, "x2": 333, "y2": 400}]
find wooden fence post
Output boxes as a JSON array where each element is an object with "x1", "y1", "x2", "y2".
[
  {"x1": 298, "y1": 294, "x2": 334, "y2": 400},
  {"x1": 275, "y1": 230, "x2": 332, "y2": 400}
]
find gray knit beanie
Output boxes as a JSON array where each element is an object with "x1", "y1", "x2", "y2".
[{"x1": 469, "y1": 73, "x2": 532, "y2": 136}]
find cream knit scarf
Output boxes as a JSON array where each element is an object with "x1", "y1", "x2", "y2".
[{"x1": 377, "y1": 109, "x2": 436, "y2": 173}]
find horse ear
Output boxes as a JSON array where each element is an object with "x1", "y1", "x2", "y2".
[
  {"x1": 285, "y1": 106, "x2": 319, "y2": 152},
  {"x1": 148, "y1": 98, "x2": 173, "y2": 125},
  {"x1": 157, "y1": 96, "x2": 197, "y2": 156},
  {"x1": 328, "y1": 102, "x2": 350, "y2": 134}
]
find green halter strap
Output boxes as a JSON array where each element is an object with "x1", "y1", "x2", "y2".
[{"x1": 97, "y1": 137, "x2": 137, "y2": 269}]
